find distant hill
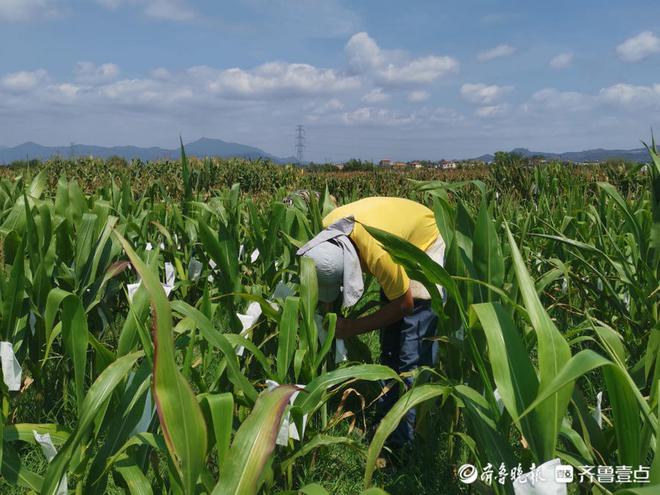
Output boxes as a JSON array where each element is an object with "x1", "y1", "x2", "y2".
[
  {"x1": 475, "y1": 147, "x2": 649, "y2": 163},
  {"x1": 0, "y1": 138, "x2": 295, "y2": 164}
]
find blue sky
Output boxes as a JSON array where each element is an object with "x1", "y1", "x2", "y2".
[{"x1": 1, "y1": 0, "x2": 660, "y2": 160}]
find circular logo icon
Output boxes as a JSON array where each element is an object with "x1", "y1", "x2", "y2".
[{"x1": 458, "y1": 464, "x2": 478, "y2": 484}]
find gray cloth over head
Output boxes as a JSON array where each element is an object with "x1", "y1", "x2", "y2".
[{"x1": 296, "y1": 216, "x2": 364, "y2": 308}]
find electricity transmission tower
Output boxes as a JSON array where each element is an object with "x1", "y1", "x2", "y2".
[{"x1": 295, "y1": 125, "x2": 305, "y2": 164}]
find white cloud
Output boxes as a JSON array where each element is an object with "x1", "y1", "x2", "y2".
[
  {"x1": 549, "y1": 52, "x2": 574, "y2": 69},
  {"x1": 378, "y1": 56, "x2": 458, "y2": 85},
  {"x1": 144, "y1": 0, "x2": 194, "y2": 20},
  {"x1": 46, "y1": 83, "x2": 82, "y2": 102},
  {"x1": 477, "y1": 44, "x2": 516, "y2": 62},
  {"x1": 423, "y1": 106, "x2": 464, "y2": 124},
  {"x1": 346, "y1": 32, "x2": 384, "y2": 73},
  {"x1": 195, "y1": 62, "x2": 360, "y2": 98},
  {"x1": 1, "y1": 69, "x2": 48, "y2": 91},
  {"x1": 74, "y1": 62, "x2": 120, "y2": 84},
  {"x1": 309, "y1": 98, "x2": 344, "y2": 115},
  {"x1": 475, "y1": 104, "x2": 508, "y2": 118},
  {"x1": 599, "y1": 83, "x2": 660, "y2": 107},
  {"x1": 150, "y1": 67, "x2": 172, "y2": 79},
  {"x1": 0, "y1": 0, "x2": 62, "y2": 21},
  {"x1": 528, "y1": 88, "x2": 592, "y2": 112},
  {"x1": 341, "y1": 107, "x2": 416, "y2": 126},
  {"x1": 346, "y1": 32, "x2": 458, "y2": 86},
  {"x1": 96, "y1": 0, "x2": 196, "y2": 21},
  {"x1": 407, "y1": 90, "x2": 429, "y2": 102},
  {"x1": 525, "y1": 84, "x2": 660, "y2": 113},
  {"x1": 361, "y1": 88, "x2": 390, "y2": 103},
  {"x1": 616, "y1": 31, "x2": 660, "y2": 62},
  {"x1": 0, "y1": 59, "x2": 359, "y2": 121},
  {"x1": 460, "y1": 83, "x2": 513, "y2": 104}
]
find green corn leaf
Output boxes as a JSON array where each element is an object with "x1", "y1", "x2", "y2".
[
  {"x1": 518, "y1": 348, "x2": 655, "y2": 454},
  {"x1": 299, "y1": 256, "x2": 319, "y2": 358},
  {"x1": 321, "y1": 183, "x2": 336, "y2": 217},
  {"x1": 299, "y1": 484, "x2": 330, "y2": 495},
  {"x1": 1, "y1": 447, "x2": 43, "y2": 492},
  {"x1": 171, "y1": 300, "x2": 259, "y2": 403},
  {"x1": 597, "y1": 181, "x2": 644, "y2": 252},
  {"x1": 279, "y1": 434, "x2": 361, "y2": 471},
  {"x1": 28, "y1": 170, "x2": 47, "y2": 199},
  {"x1": 363, "y1": 384, "x2": 449, "y2": 487},
  {"x1": 103, "y1": 432, "x2": 167, "y2": 472},
  {"x1": 181, "y1": 138, "x2": 192, "y2": 216},
  {"x1": 362, "y1": 224, "x2": 465, "y2": 323},
  {"x1": 2, "y1": 233, "x2": 25, "y2": 341},
  {"x1": 604, "y1": 366, "x2": 643, "y2": 466},
  {"x1": 473, "y1": 201, "x2": 504, "y2": 302},
  {"x1": 615, "y1": 486, "x2": 660, "y2": 494},
  {"x1": 74, "y1": 212, "x2": 98, "y2": 283},
  {"x1": 85, "y1": 362, "x2": 153, "y2": 492},
  {"x1": 506, "y1": 224, "x2": 573, "y2": 460},
  {"x1": 223, "y1": 334, "x2": 275, "y2": 380},
  {"x1": 200, "y1": 393, "x2": 234, "y2": 471},
  {"x1": 114, "y1": 459, "x2": 155, "y2": 495},
  {"x1": 3, "y1": 424, "x2": 69, "y2": 445},
  {"x1": 277, "y1": 296, "x2": 300, "y2": 382},
  {"x1": 452, "y1": 385, "x2": 517, "y2": 486},
  {"x1": 314, "y1": 312, "x2": 336, "y2": 370},
  {"x1": 61, "y1": 295, "x2": 89, "y2": 413},
  {"x1": 42, "y1": 352, "x2": 143, "y2": 495},
  {"x1": 115, "y1": 231, "x2": 207, "y2": 494},
  {"x1": 295, "y1": 364, "x2": 402, "y2": 415},
  {"x1": 470, "y1": 302, "x2": 544, "y2": 459},
  {"x1": 213, "y1": 385, "x2": 298, "y2": 495}
]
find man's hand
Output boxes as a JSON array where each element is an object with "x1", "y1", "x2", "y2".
[
  {"x1": 331, "y1": 288, "x2": 414, "y2": 338},
  {"x1": 334, "y1": 317, "x2": 355, "y2": 339}
]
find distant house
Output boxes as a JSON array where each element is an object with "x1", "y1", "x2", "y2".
[
  {"x1": 379, "y1": 159, "x2": 393, "y2": 167},
  {"x1": 440, "y1": 159, "x2": 457, "y2": 169},
  {"x1": 410, "y1": 161, "x2": 423, "y2": 169}
]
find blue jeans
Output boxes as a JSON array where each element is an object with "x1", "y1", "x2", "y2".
[{"x1": 376, "y1": 299, "x2": 438, "y2": 447}]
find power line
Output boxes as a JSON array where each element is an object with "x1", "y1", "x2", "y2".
[{"x1": 295, "y1": 124, "x2": 305, "y2": 164}]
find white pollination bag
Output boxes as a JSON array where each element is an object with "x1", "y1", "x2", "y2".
[
  {"x1": 33, "y1": 431, "x2": 68, "y2": 495},
  {"x1": 0, "y1": 341, "x2": 22, "y2": 391},
  {"x1": 513, "y1": 458, "x2": 568, "y2": 495},
  {"x1": 127, "y1": 261, "x2": 176, "y2": 302},
  {"x1": 235, "y1": 301, "x2": 262, "y2": 356},
  {"x1": 188, "y1": 258, "x2": 203, "y2": 282},
  {"x1": 314, "y1": 313, "x2": 347, "y2": 364},
  {"x1": 266, "y1": 380, "x2": 307, "y2": 446}
]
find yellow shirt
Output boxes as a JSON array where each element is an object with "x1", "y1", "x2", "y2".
[{"x1": 323, "y1": 197, "x2": 439, "y2": 300}]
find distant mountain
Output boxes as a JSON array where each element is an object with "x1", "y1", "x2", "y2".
[
  {"x1": 475, "y1": 147, "x2": 649, "y2": 163},
  {"x1": 0, "y1": 138, "x2": 295, "y2": 164},
  {"x1": 475, "y1": 153, "x2": 495, "y2": 162}
]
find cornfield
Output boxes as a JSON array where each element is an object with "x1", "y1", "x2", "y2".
[{"x1": 0, "y1": 140, "x2": 657, "y2": 495}]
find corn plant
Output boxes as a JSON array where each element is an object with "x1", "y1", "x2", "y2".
[{"x1": 0, "y1": 141, "x2": 655, "y2": 494}]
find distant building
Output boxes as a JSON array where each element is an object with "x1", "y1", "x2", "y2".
[{"x1": 379, "y1": 159, "x2": 393, "y2": 167}]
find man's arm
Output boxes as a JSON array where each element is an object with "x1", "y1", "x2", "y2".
[{"x1": 335, "y1": 288, "x2": 414, "y2": 339}]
